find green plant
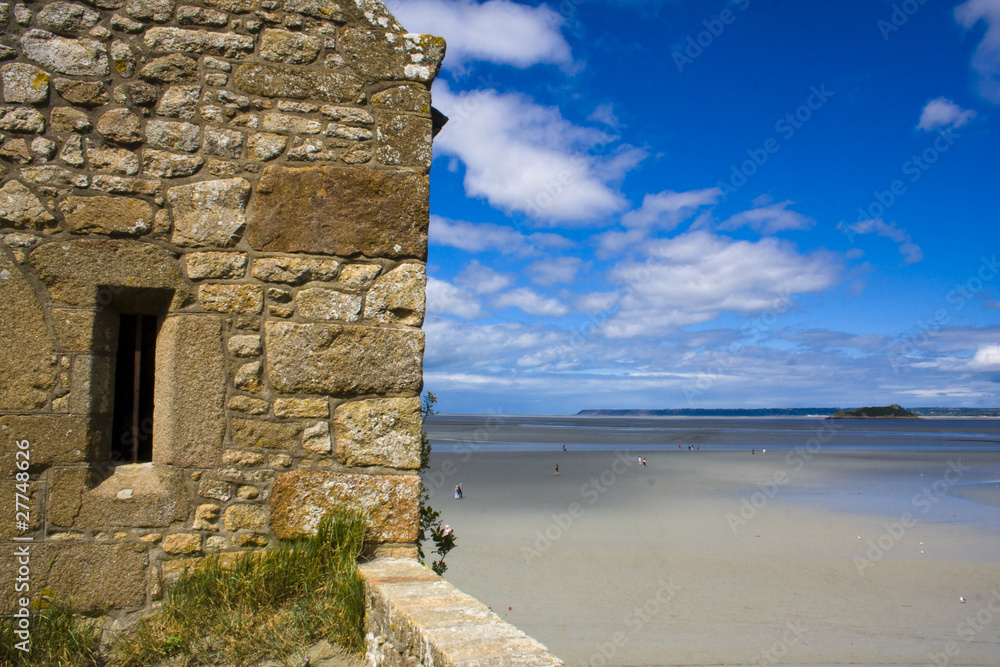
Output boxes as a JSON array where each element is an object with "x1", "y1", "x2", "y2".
[
  {"x1": 417, "y1": 391, "x2": 457, "y2": 575},
  {"x1": 0, "y1": 600, "x2": 104, "y2": 667},
  {"x1": 111, "y1": 507, "x2": 367, "y2": 667}
]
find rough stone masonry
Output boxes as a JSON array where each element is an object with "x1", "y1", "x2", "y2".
[{"x1": 0, "y1": 0, "x2": 444, "y2": 619}]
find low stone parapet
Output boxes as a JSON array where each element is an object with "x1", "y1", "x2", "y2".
[{"x1": 360, "y1": 558, "x2": 564, "y2": 667}]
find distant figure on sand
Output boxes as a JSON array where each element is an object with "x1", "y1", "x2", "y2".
[
  {"x1": 752, "y1": 449, "x2": 755, "y2": 455},
  {"x1": 455, "y1": 483, "x2": 463, "y2": 499},
  {"x1": 554, "y1": 463, "x2": 559, "y2": 475},
  {"x1": 563, "y1": 444, "x2": 567, "y2": 452},
  {"x1": 641, "y1": 458, "x2": 647, "y2": 467}
]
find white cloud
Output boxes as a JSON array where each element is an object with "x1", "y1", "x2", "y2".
[
  {"x1": 719, "y1": 200, "x2": 816, "y2": 235},
  {"x1": 588, "y1": 103, "x2": 619, "y2": 127},
  {"x1": 955, "y1": 0, "x2": 1000, "y2": 103},
  {"x1": 622, "y1": 188, "x2": 721, "y2": 230},
  {"x1": 969, "y1": 344, "x2": 1000, "y2": 370},
  {"x1": 846, "y1": 219, "x2": 923, "y2": 264},
  {"x1": 456, "y1": 260, "x2": 514, "y2": 294},
  {"x1": 493, "y1": 287, "x2": 570, "y2": 316},
  {"x1": 602, "y1": 231, "x2": 841, "y2": 337},
  {"x1": 916, "y1": 97, "x2": 977, "y2": 131},
  {"x1": 426, "y1": 277, "x2": 482, "y2": 318},
  {"x1": 429, "y1": 215, "x2": 571, "y2": 256},
  {"x1": 389, "y1": 0, "x2": 572, "y2": 70},
  {"x1": 431, "y1": 82, "x2": 642, "y2": 224},
  {"x1": 526, "y1": 257, "x2": 586, "y2": 286}
]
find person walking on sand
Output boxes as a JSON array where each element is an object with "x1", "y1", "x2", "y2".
[
  {"x1": 554, "y1": 463, "x2": 559, "y2": 475},
  {"x1": 563, "y1": 444, "x2": 567, "y2": 452},
  {"x1": 455, "y1": 484, "x2": 462, "y2": 500}
]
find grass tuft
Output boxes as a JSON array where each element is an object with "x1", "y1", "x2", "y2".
[
  {"x1": 0, "y1": 600, "x2": 104, "y2": 667},
  {"x1": 112, "y1": 507, "x2": 367, "y2": 666}
]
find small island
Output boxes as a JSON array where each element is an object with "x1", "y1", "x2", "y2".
[{"x1": 827, "y1": 404, "x2": 919, "y2": 419}]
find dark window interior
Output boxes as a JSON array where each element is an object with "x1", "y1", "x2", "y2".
[{"x1": 111, "y1": 314, "x2": 159, "y2": 464}]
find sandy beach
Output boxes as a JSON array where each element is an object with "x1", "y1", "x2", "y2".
[{"x1": 423, "y1": 445, "x2": 1000, "y2": 666}]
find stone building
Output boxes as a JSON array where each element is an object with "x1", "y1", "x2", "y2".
[{"x1": 0, "y1": 0, "x2": 444, "y2": 617}]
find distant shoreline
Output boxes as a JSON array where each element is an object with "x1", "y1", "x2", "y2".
[{"x1": 576, "y1": 407, "x2": 1000, "y2": 417}]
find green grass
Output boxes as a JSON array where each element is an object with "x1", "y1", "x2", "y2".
[
  {"x1": 112, "y1": 508, "x2": 367, "y2": 666},
  {"x1": 2, "y1": 508, "x2": 367, "y2": 667},
  {"x1": 0, "y1": 600, "x2": 104, "y2": 667}
]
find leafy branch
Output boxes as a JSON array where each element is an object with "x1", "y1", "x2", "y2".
[{"x1": 416, "y1": 391, "x2": 456, "y2": 575}]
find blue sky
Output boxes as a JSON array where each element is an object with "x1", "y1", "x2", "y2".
[{"x1": 389, "y1": 0, "x2": 1000, "y2": 414}]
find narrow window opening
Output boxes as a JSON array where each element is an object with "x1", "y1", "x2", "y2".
[{"x1": 111, "y1": 314, "x2": 159, "y2": 464}]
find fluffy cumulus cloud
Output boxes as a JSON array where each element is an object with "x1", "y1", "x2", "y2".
[
  {"x1": 429, "y1": 215, "x2": 571, "y2": 256},
  {"x1": 389, "y1": 0, "x2": 573, "y2": 70},
  {"x1": 431, "y1": 83, "x2": 644, "y2": 224},
  {"x1": 719, "y1": 199, "x2": 816, "y2": 235},
  {"x1": 969, "y1": 344, "x2": 1000, "y2": 370},
  {"x1": 917, "y1": 97, "x2": 978, "y2": 131},
  {"x1": 493, "y1": 287, "x2": 570, "y2": 317},
  {"x1": 602, "y1": 231, "x2": 842, "y2": 337},
  {"x1": 845, "y1": 219, "x2": 923, "y2": 264},
  {"x1": 526, "y1": 256, "x2": 586, "y2": 286},
  {"x1": 456, "y1": 260, "x2": 514, "y2": 294},
  {"x1": 426, "y1": 277, "x2": 482, "y2": 319},
  {"x1": 955, "y1": 0, "x2": 1000, "y2": 103},
  {"x1": 622, "y1": 188, "x2": 721, "y2": 230}
]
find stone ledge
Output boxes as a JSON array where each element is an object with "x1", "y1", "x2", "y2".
[{"x1": 360, "y1": 558, "x2": 564, "y2": 666}]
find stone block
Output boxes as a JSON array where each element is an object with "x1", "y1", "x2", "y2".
[
  {"x1": 261, "y1": 113, "x2": 322, "y2": 134},
  {"x1": 260, "y1": 28, "x2": 321, "y2": 64},
  {"x1": 228, "y1": 334, "x2": 262, "y2": 357},
  {"x1": 0, "y1": 179, "x2": 56, "y2": 230},
  {"x1": 1, "y1": 63, "x2": 51, "y2": 105},
  {"x1": 49, "y1": 107, "x2": 90, "y2": 133},
  {"x1": 234, "y1": 63, "x2": 363, "y2": 102},
  {"x1": 364, "y1": 263, "x2": 426, "y2": 326},
  {"x1": 68, "y1": 353, "x2": 114, "y2": 415},
  {"x1": 46, "y1": 467, "x2": 90, "y2": 526},
  {"x1": 59, "y1": 196, "x2": 152, "y2": 235},
  {"x1": 270, "y1": 471, "x2": 420, "y2": 543},
  {"x1": 273, "y1": 398, "x2": 328, "y2": 418},
  {"x1": 53, "y1": 78, "x2": 108, "y2": 106},
  {"x1": 0, "y1": 251, "x2": 57, "y2": 410},
  {"x1": 0, "y1": 542, "x2": 147, "y2": 613},
  {"x1": 265, "y1": 322, "x2": 423, "y2": 396},
  {"x1": 228, "y1": 395, "x2": 269, "y2": 414},
  {"x1": 339, "y1": 29, "x2": 444, "y2": 83},
  {"x1": 139, "y1": 53, "x2": 199, "y2": 82},
  {"x1": 222, "y1": 449, "x2": 263, "y2": 466},
  {"x1": 204, "y1": 127, "x2": 244, "y2": 158},
  {"x1": 97, "y1": 108, "x2": 143, "y2": 144},
  {"x1": 169, "y1": 177, "x2": 250, "y2": 247},
  {"x1": 20, "y1": 165, "x2": 88, "y2": 188},
  {"x1": 29, "y1": 239, "x2": 188, "y2": 308},
  {"x1": 233, "y1": 360, "x2": 263, "y2": 392},
  {"x1": 283, "y1": 0, "x2": 343, "y2": 21},
  {"x1": 377, "y1": 113, "x2": 432, "y2": 168},
  {"x1": 230, "y1": 417, "x2": 302, "y2": 450},
  {"x1": 37, "y1": 2, "x2": 101, "y2": 35},
  {"x1": 66, "y1": 464, "x2": 191, "y2": 529},
  {"x1": 193, "y1": 503, "x2": 220, "y2": 531},
  {"x1": 297, "y1": 287, "x2": 362, "y2": 322},
  {"x1": 331, "y1": 264, "x2": 381, "y2": 289},
  {"x1": 153, "y1": 315, "x2": 227, "y2": 468},
  {"x1": 223, "y1": 503, "x2": 267, "y2": 531},
  {"x1": 320, "y1": 105, "x2": 375, "y2": 123},
  {"x1": 86, "y1": 145, "x2": 139, "y2": 175},
  {"x1": 198, "y1": 478, "x2": 232, "y2": 501},
  {"x1": 163, "y1": 533, "x2": 202, "y2": 555},
  {"x1": 59, "y1": 135, "x2": 85, "y2": 165},
  {"x1": 91, "y1": 175, "x2": 162, "y2": 195},
  {"x1": 0, "y1": 479, "x2": 40, "y2": 540},
  {"x1": 111, "y1": 39, "x2": 137, "y2": 77},
  {"x1": 248, "y1": 165, "x2": 429, "y2": 259},
  {"x1": 251, "y1": 256, "x2": 340, "y2": 284},
  {"x1": 302, "y1": 421, "x2": 331, "y2": 454},
  {"x1": 144, "y1": 27, "x2": 255, "y2": 59},
  {"x1": 334, "y1": 397, "x2": 422, "y2": 469},
  {"x1": 156, "y1": 84, "x2": 201, "y2": 119},
  {"x1": 143, "y1": 149, "x2": 204, "y2": 178},
  {"x1": 177, "y1": 6, "x2": 229, "y2": 26},
  {"x1": 125, "y1": 0, "x2": 177, "y2": 23},
  {"x1": 0, "y1": 415, "x2": 101, "y2": 466},
  {"x1": 248, "y1": 132, "x2": 287, "y2": 161},
  {"x1": 370, "y1": 85, "x2": 431, "y2": 115},
  {"x1": 51, "y1": 308, "x2": 115, "y2": 352},
  {"x1": 0, "y1": 107, "x2": 45, "y2": 133},
  {"x1": 185, "y1": 251, "x2": 247, "y2": 279},
  {"x1": 198, "y1": 284, "x2": 262, "y2": 314},
  {"x1": 20, "y1": 30, "x2": 109, "y2": 76},
  {"x1": 146, "y1": 120, "x2": 202, "y2": 152}
]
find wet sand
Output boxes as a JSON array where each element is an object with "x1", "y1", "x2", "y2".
[{"x1": 424, "y1": 448, "x2": 1000, "y2": 666}]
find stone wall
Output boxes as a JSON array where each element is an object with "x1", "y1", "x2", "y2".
[{"x1": 0, "y1": 0, "x2": 443, "y2": 618}]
